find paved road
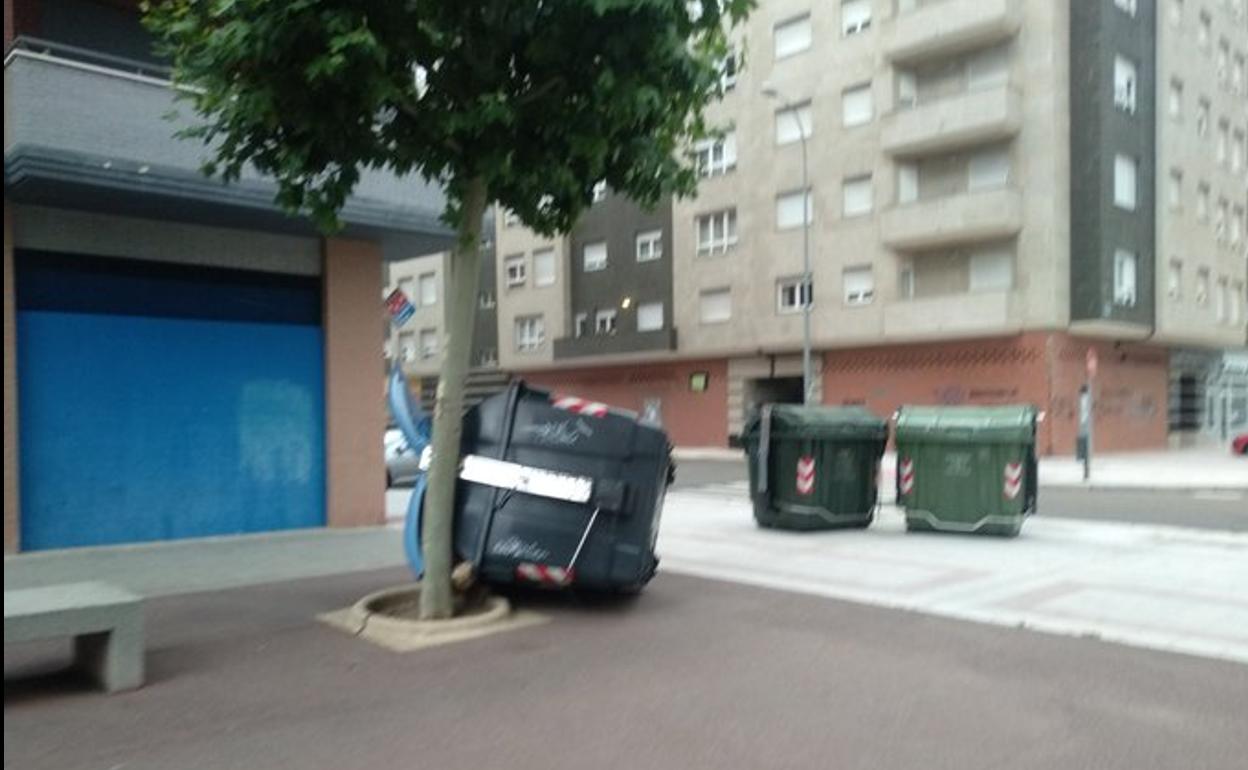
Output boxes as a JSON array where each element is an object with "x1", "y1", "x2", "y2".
[
  {"x1": 6, "y1": 568, "x2": 1247, "y2": 770},
  {"x1": 670, "y1": 459, "x2": 1248, "y2": 532}
]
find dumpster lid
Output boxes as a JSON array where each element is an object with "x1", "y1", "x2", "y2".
[
  {"x1": 895, "y1": 405, "x2": 1037, "y2": 443},
  {"x1": 745, "y1": 404, "x2": 888, "y2": 439}
]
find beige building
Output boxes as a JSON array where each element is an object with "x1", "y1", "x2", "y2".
[
  {"x1": 385, "y1": 253, "x2": 446, "y2": 376},
  {"x1": 495, "y1": 0, "x2": 1247, "y2": 453}
]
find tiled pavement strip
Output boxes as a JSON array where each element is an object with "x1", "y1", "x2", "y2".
[{"x1": 657, "y1": 484, "x2": 1248, "y2": 665}]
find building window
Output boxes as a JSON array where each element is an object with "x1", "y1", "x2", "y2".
[
  {"x1": 398, "y1": 331, "x2": 416, "y2": 362},
  {"x1": 1197, "y1": 97, "x2": 1210, "y2": 136},
  {"x1": 1113, "y1": 154, "x2": 1138, "y2": 211},
  {"x1": 1168, "y1": 78, "x2": 1183, "y2": 119},
  {"x1": 1169, "y1": 0, "x2": 1184, "y2": 27},
  {"x1": 1168, "y1": 259, "x2": 1183, "y2": 300},
  {"x1": 479, "y1": 291, "x2": 496, "y2": 309},
  {"x1": 1215, "y1": 198, "x2": 1229, "y2": 243},
  {"x1": 897, "y1": 163, "x2": 918, "y2": 204},
  {"x1": 720, "y1": 50, "x2": 738, "y2": 90},
  {"x1": 595, "y1": 308, "x2": 618, "y2": 334},
  {"x1": 777, "y1": 277, "x2": 813, "y2": 314},
  {"x1": 1168, "y1": 168, "x2": 1183, "y2": 210},
  {"x1": 969, "y1": 248, "x2": 1014, "y2": 292},
  {"x1": 503, "y1": 210, "x2": 520, "y2": 228},
  {"x1": 694, "y1": 133, "x2": 737, "y2": 176},
  {"x1": 592, "y1": 181, "x2": 607, "y2": 203},
  {"x1": 1196, "y1": 268, "x2": 1211, "y2": 305},
  {"x1": 636, "y1": 229, "x2": 663, "y2": 262},
  {"x1": 1235, "y1": 53, "x2": 1246, "y2": 95},
  {"x1": 1217, "y1": 39, "x2": 1230, "y2": 84},
  {"x1": 1233, "y1": 205, "x2": 1245, "y2": 245},
  {"x1": 1198, "y1": 11, "x2": 1211, "y2": 49},
  {"x1": 897, "y1": 70, "x2": 918, "y2": 108},
  {"x1": 843, "y1": 267, "x2": 875, "y2": 306},
  {"x1": 418, "y1": 272, "x2": 437, "y2": 306},
  {"x1": 504, "y1": 253, "x2": 527, "y2": 287},
  {"x1": 1216, "y1": 120, "x2": 1230, "y2": 165},
  {"x1": 1113, "y1": 249, "x2": 1138, "y2": 307},
  {"x1": 695, "y1": 209, "x2": 738, "y2": 256},
  {"x1": 1197, "y1": 183, "x2": 1210, "y2": 220},
  {"x1": 775, "y1": 102, "x2": 813, "y2": 145},
  {"x1": 1113, "y1": 55, "x2": 1137, "y2": 114},
  {"x1": 1232, "y1": 282, "x2": 1244, "y2": 326},
  {"x1": 533, "y1": 248, "x2": 556, "y2": 287},
  {"x1": 636, "y1": 302, "x2": 664, "y2": 332},
  {"x1": 968, "y1": 147, "x2": 1011, "y2": 191},
  {"x1": 574, "y1": 312, "x2": 589, "y2": 338},
  {"x1": 842, "y1": 175, "x2": 873, "y2": 217},
  {"x1": 514, "y1": 315, "x2": 545, "y2": 352},
  {"x1": 1216, "y1": 277, "x2": 1229, "y2": 322},
  {"x1": 419, "y1": 328, "x2": 438, "y2": 359},
  {"x1": 582, "y1": 241, "x2": 608, "y2": 272},
  {"x1": 699, "y1": 288, "x2": 732, "y2": 323},
  {"x1": 842, "y1": 83, "x2": 874, "y2": 127},
  {"x1": 1232, "y1": 129, "x2": 1245, "y2": 173},
  {"x1": 1114, "y1": 0, "x2": 1138, "y2": 16},
  {"x1": 397, "y1": 276, "x2": 415, "y2": 302},
  {"x1": 776, "y1": 189, "x2": 814, "y2": 230},
  {"x1": 477, "y1": 348, "x2": 498, "y2": 367},
  {"x1": 899, "y1": 263, "x2": 916, "y2": 299},
  {"x1": 842, "y1": 0, "x2": 872, "y2": 36},
  {"x1": 966, "y1": 46, "x2": 1009, "y2": 91},
  {"x1": 774, "y1": 14, "x2": 812, "y2": 59}
]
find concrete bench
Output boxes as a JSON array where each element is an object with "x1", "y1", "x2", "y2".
[{"x1": 4, "y1": 581, "x2": 144, "y2": 693}]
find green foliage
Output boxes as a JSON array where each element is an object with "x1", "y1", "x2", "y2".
[{"x1": 143, "y1": 0, "x2": 751, "y2": 235}]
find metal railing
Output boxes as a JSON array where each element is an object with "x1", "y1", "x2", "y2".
[{"x1": 5, "y1": 35, "x2": 172, "y2": 81}]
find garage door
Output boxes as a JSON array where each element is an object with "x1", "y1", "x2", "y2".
[{"x1": 16, "y1": 250, "x2": 325, "y2": 550}]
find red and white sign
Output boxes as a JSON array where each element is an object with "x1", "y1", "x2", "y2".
[
  {"x1": 1003, "y1": 461, "x2": 1023, "y2": 500},
  {"x1": 515, "y1": 562, "x2": 574, "y2": 587},
  {"x1": 551, "y1": 394, "x2": 609, "y2": 418},
  {"x1": 796, "y1": 455, "x2": 816, "y2": 495},
  {"x1": 899, "y1": 458, "x2": 915, "y2": 496},
  {"x1": 1086, "y1": 347, "x2": 1098, "y2": 379}
]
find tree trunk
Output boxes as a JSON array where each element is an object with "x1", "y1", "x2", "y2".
[{"x1": 420, "y1": 175, "x2": 488, "y2": 620}]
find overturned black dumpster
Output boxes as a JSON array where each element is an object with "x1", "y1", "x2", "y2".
[{"x1": 451, "y1": 381, "x2": 673, "y2": 593}]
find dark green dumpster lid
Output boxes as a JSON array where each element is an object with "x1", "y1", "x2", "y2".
[
  {"x1": 744, "y1": 404, "x2": 888, "y2": 440},
  {"x1": 894, "y1": 405, "x2": 1037, "y2": 444}
]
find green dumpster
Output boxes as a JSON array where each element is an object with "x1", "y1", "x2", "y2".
[
  {"x1": 894, "y1": 405, "x2": 1038, "y2": 537},
  {"x1": 744, "y1": 404, "x2": 889, "y2": 530}
]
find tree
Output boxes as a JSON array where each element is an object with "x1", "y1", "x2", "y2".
[{"x1": 144, "y1": 0, "x2": 750, "y2": 619}]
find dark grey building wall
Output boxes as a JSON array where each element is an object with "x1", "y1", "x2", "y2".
[
  {"x1": 40, "y1": 0, "x2": 162, "y2": 65},
  {"x1": 473, "y1": 211, "x2": 499, "y2": 366},
  {"x1": 558, "y1": 192, "x2": 674, "y2": 358},
  {"x1": 1069, "y1": 0, "x2": 1157, "y2": 326}
]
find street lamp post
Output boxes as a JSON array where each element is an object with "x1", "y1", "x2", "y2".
[{"x1": 762, "y1": 84, "x2": 814, "y2": 405}]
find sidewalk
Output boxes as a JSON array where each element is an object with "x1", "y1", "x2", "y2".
[
  {"x1": 3, "y1": 527, "x2": 406, "y2": 598},
  {"x1": 673, "y1": 446, "x2": 1247, "y2": 491},
  {"x1": 659, "y1": 488, "x2": 1248, "y2": 665}
]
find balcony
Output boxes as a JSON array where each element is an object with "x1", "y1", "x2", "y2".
[
  {"x1": 4, "y1": 39, "x2": 450, "y2": 243},
  {"x1": 886, "y1": 0, "x2": 1021, "y2": 64},
  {"x1": 884, "y1": 291, "x2": 1016, "y2": 339},
  {"x1": 882, "y1": 86, "x2": 1022, "y2": 157},
  {"x1": 881, "y1": 188, "x2": 1023, "y2": 251},
  {"x1": 553, "y1": 328, "x2": 677, "y2": 360}
]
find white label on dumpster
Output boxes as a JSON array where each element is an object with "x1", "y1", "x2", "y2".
[{"x1": 459, "y1": 455, "x2": 594, "y2": 504}]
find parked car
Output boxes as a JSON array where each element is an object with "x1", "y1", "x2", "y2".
[
  {"x1": 1233, "y1": 433, "x2": 1248, "y2": 456},
  {"x1": 385, "y1": 428, "x2": 422, "y2": 487}
]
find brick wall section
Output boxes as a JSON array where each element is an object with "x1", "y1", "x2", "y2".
[
  {"x1": 822, "y1": 332, "x2": 1168, "y2": 455},
  {"x1": 522, "y1": 359, "x2": 729, "y2": 448},
  {"x1": 4, "y1": 202, "x2": 19, "y2": 552},
  {"x1": 323, "y1": 237, "x2": 386, "y2": 528}
]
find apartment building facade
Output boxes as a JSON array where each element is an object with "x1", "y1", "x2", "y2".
[
  {"x1": 497, "y1": 0, "x2": 1247, "y2": 453},
  {"x1": 4, "y1": 0, "x2": 452, "y2": 551}
]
